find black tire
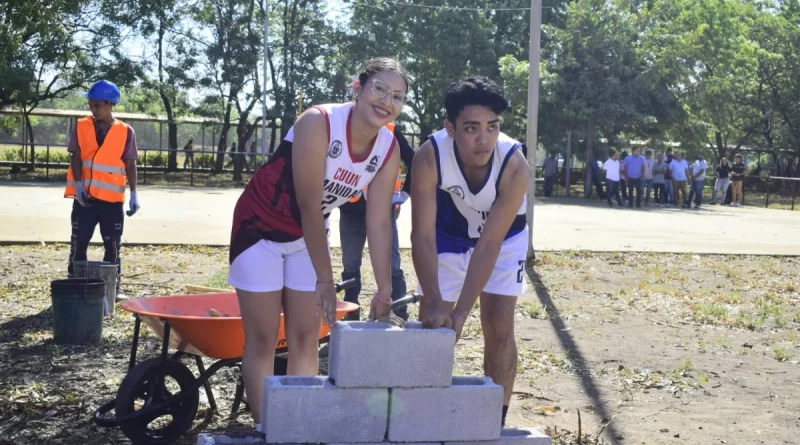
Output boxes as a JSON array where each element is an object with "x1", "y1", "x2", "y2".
[{"x1": 115, "y1": 358, "x2": 199, "y2": 445}]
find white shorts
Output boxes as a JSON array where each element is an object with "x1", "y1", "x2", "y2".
[
  {"x1": 417, "y1": 229, "x2": 529, "y2": 302},
  {"x1": 228, "y1": 238, "x2": 324, "y2": 293}
]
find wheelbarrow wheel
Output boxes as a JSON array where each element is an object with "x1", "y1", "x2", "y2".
[{"x1": 115, "y1": 358, "x2": 199, "y2": 445}]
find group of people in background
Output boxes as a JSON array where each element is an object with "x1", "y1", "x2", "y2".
[{"x1": 600, "y1": 148, "x2": 747, "y2": 209}]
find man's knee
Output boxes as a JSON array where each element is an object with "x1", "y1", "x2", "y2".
[{"x1": 480, "y1": 294, "x2": 517, "y2": 345}]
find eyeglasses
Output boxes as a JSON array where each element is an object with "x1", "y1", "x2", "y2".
[{"x1": 369, "y1": 79, "x2": 407, "y2": 107}]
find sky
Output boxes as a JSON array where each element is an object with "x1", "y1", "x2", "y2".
[{"x1": 107, "y1": 0, "x2": 353, "y2": 113}]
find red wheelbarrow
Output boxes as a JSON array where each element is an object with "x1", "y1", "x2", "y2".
[{"x1": 93, "y1": 280, "x2": 361, "y2": 445}]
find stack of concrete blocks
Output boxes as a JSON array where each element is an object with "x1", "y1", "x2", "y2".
[{"x1": 197, "y1": 321, "x2": 550, "y2": 445}]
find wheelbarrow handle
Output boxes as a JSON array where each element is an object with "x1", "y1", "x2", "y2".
[
  {"x1": 391, "y1": 293, "x2": 422, "y2": 310},
  {"x1": 335, "y1": 278, "x2": 357, "y2": 293}
]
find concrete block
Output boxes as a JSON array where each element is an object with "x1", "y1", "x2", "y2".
[
  {"x1": 444, "y1": 427, "x2": 551, "y2": 445},
  {"x1": 328, "y1": 443, "x2": 441, "y2": 445},
  {"x1": 329, "y1": 321, "x2": 455, "y2": 388},
  {"x1": 388, "y1": 377, "x2": 503, "y2": 442},
  {"x1": 262, "y1": 375, "x2": 389, "y2": 443},
  {"x1": 196, "y1": 432, "x2": 266, "y2": 445}
]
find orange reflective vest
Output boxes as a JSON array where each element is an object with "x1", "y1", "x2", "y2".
[
  {"x1": 349, "y1": 123, "x2": 403, "y2": 204},
  {"x1": 64, "y1": 117, "x2": 129, "y2": 203}
]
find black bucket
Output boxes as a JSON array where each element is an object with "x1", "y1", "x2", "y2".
[{"x1": 50, "y1": 278, "x2": 105, "y2": 345}]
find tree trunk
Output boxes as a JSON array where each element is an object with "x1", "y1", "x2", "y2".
[
  {"x1": 583, "y1": 118, "x2": 594, "y2": 198},
  {"x1": 214, "y1": 104, "x2": 233, "y2": 173},
  {"x1": 25, "y1": 111, "x2": 36, "y2": 171},
  {"x1": 714, "y1": 131, "x2": 726, "y2": 162}
]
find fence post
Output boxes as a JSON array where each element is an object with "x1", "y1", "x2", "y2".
[
  {"x1": 565, "y1": 130, "x2": 572, "y2": 197},
  {"x1": 143, "y1": 149, "x2": 147, "y2": 185},
  {"x1": 792, "y1": 181, "x2": 797, "y2": 211},
  {"x1": 190, "y1": 151, "x2": 194, "y2": 187},
  {"x1": 46, "y1": 145, "x2": 50, "y2": 180},
  {"x1": 765, "y1": 177, "x2": 769, "y2": 208}
]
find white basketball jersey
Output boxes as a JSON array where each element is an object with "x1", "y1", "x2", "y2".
[
  {"x1": 284, "y1": 102, "x2": 396, "y2": 216},
  {"x1": 430, "y1": 128, "x2": 528, "y2": 253}
]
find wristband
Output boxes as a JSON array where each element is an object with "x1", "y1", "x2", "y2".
[{"x1": 373, "y1": 291, "x2": 391, "y2": 305}]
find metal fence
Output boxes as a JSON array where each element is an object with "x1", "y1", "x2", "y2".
[
  {"x1": 534, "y1": 167, "x2": 800, "y2": 210},
  {"x1": 2, "y1": 148, "x2": 797, "y2": 210}
]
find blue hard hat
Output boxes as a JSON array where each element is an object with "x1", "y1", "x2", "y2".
[{"x1": 85, "y1": 80, "x2": 121, "y2": 105}]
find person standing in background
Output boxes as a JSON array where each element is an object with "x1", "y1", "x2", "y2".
[
  {"x1": 652, "y1": 153, "x2": 667, "y2": 207},
  {"x1": 619, "y1": 151, "x2": 629, "y2": 203},
  {"x1": 685, "y1": 153, "x2": 708, "y2": 209},
  {"x1": 542, "y1": 151, "x2": 559, "y2": 197},
  {"x1": 664, "y1": 150, "x2": 674, "y2": 206},
  {"x1": 65, "y1": 80, "x2": 140, "y2": 301},
  {"x1": 711, "y1": 157, "x2": 731, "y2": 205},
  {"x1": 603, "y1": 151, "x2": 623, "y2": 207},
  {"x1": 670, "y1": 152, "x2": 689, "y2": 207},
  {"x1": 183, "y1": 139, "x2": 194, "y2": 169},
  {"x1": 623, "y1": 147, "x2": 646, "y2": 208},
  {"x1": 643, "y1": 149, "x2": 656, "y2": 205},
  {"x1": 339, "y1": 123, "x2": 415, "y2": 321}
]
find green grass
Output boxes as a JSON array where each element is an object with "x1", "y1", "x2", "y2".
[
  {"x1": 204, "y1": 267, "x2": 231, "y2": 289},
  {"x1": 773, "y1": 348, "x2": 792, "y2": 362}
]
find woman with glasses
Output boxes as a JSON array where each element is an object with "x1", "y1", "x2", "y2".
[{"x1": 227, "y1": 57, "x2": 409, "y2": 431}]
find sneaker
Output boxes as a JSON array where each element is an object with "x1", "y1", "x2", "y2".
[{"x1": 115, "y1": 292, "x2": 130, "y2": 302}]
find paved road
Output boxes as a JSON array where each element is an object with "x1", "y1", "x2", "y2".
[{"x1": 2, "y1": 182, "x2": 799, "y2": 255}]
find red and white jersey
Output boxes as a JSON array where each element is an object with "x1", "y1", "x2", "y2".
[
  {"x1": 229, "y1": 102, "x2": 396, "y2": 263},
  {"x1": 310, "y1": 102, "x2": 396, "y2": 214}
]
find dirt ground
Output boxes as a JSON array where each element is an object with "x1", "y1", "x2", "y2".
[{"x1": 0, "y1": 244, "x2": 798, "y2": 445}]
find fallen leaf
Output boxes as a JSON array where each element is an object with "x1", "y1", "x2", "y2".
[{"x1": 536, "y1": 405, "x2": 561, "y2": 416}]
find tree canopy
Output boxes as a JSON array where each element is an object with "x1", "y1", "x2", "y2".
[{"x1": 2, "y1": 0, "x2": 798, "y2": 170}]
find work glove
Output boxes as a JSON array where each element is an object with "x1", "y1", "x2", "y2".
[
  {"x1": 74, "y1": 182, "x2": 89, "y2": 207},
  {"x1": 391, "y1": 191, "x2": 409, "y2": 206},
  {"x1": 126, "y1": 191, "x2": 140, "y2": 216}
]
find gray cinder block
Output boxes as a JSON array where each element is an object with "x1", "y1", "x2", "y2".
[
  {"x1": 196, "y1": 432, "x2": 266, "y2": 444},
  {"x1": 261, "y1": 375, "x2": 389, "y2": 443},
  {"x1": 387, "y1": 377, "x2": 503, "y2": 442},
  {"x1": 328, "y1": 443, "x2": 441, "y2": 445},
  {"x1": 444, "y1": 427, "x2": 551, "y2": 445},
  {"x1": 328, "y1": 321, "x2": 455, "y2": 388}
]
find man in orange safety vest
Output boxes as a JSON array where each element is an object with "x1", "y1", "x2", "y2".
[{"x1": 65, "y1": 80, "x2": 140, "y2": 301}]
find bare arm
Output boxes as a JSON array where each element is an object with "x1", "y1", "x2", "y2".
[
  {"x1": 366, "y1": 142, "x2": 401, "y2": 301},
  {"x1": 71, "y1": 150, "x2": 83, "y2": 181},
  {"x1": 125, "y1": 160, "x2": 137, "y2": 191},
  {"x1": 410, "y1": 141, "x2": 444, "y2": 305},
  {"x1": 292, "y1": 109, "x2": 334, "y2": 283},
  {"x1": 453, "y1": 150, "x2": 531, "y2": 316}
]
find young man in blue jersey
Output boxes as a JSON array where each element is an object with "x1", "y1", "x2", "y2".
[{"x1": 411, "y1": 76, "x2": 532, "y2": 427}]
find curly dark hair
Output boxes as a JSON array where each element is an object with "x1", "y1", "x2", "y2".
[{"x1": 444, "y1": 76, "x2": 509, "y2": 123}]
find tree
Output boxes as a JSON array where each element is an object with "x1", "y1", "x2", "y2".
[
  {"x1": 346, "y1": 0, "x2": 514, "y2": 138},
  {"x1": 266, "y1": 0, "x2": 342, "y2": 136},
  {"x1": 107, "y1": 0, "x2": 198, "y2": 171},
  {"x1": 1, "y1": 0, "x2": 138, "y2": 168},
  {"x1": 752, "y1": 0, "x2": 800, "y2": 158},
  {"x1": 546, "y1": 0, "x2": 658, "y2": 196},
  {"x1": 648, "y1": 0, "x2": 766, "y2": 161},
  {"x1": 193, "y1": 0, "x2": 264, "y2": 173}
]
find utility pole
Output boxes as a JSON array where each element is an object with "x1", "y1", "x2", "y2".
[
  {"x1": 525, "y1": 0, "x2": 542, "y2": 263},
  {"x1": 261, "y1": 0, "x2": 270, "y2": 161}
]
